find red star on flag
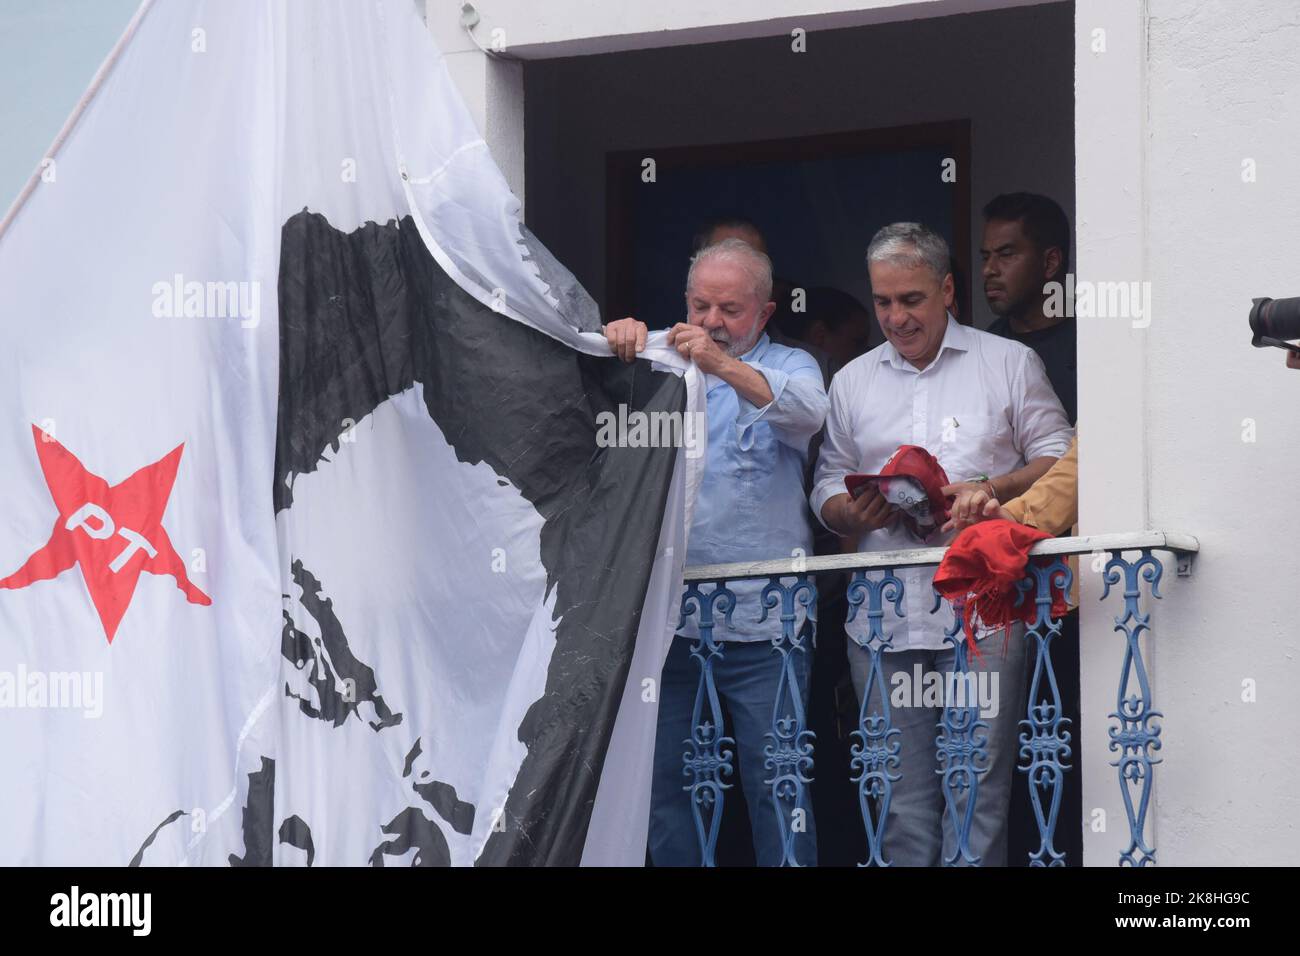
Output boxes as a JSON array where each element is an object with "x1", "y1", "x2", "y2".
[{"x1": 0, "y1": 425, "x2": 211, "y2": 643}]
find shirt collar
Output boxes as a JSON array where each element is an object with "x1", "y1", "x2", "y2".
[
  {"x1": 878, "y1": 313, "x2": 969, "y2": 372},
  {"x1": 739, "y1": 331, "x2": 771, "y2": 363}
]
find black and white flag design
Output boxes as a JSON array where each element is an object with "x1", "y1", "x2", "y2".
[{"x1": 0, "y1": 0, "x2": 703, "y2": 866}]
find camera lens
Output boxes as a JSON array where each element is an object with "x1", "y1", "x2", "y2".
[{"x1": 1250, "y1": 297, "x2": 1300, "y2": 346}]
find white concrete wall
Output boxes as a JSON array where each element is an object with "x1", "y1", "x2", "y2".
[
  {"x1": 428, "y1": 0, "x2": 1049, "y2": 57},
  {"x1": 1077, "y1": 0, "x2": 1300, "y2": 866},
  {"x1": 1074, "y1": 0, "x2": 1152, "y2": 868},
  {"x1": 1136, "y1": 0, "x2": 1300, "y2": 864}
]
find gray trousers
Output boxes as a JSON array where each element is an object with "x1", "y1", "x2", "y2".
[{"x1": 847, "y1": 625, "x2": 1028, "y2": 867}]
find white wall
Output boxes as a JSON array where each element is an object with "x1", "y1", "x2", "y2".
[
  {"x1": 428, "y1": 0, "x2": 1051, "y2": 58},
  {"x1": 1138, "y1": 0, "x2": 1300, "y2": 864},
  {"x1": 1077, "y1": 0, "x2": 1300, "y2": 866},
  {"x1": 1074, "y1": 0, "x2": 1151, "y2": 868},
  {"x1": 521, "y1": 2, "x2": 1075, "y2": 329}
]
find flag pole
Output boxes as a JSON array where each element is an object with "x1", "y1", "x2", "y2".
[{"x1": 0, "y1": 0, "x2": 157, "y2": 242}]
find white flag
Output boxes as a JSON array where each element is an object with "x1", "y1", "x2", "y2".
[{"x1": 0, "y1": 0, "x2": 702, "y2": 867}]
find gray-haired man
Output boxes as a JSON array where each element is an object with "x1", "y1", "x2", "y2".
[
  {"x1": 606, "y1": 237, "x2": 828, "y2": 866},
  {"x1": 810, "y1": 222, "x2": 1073, "y2": 866}
]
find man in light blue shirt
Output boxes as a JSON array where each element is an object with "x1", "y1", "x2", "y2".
[{"x1": 605, "y1": 236, "x2": 828, "y2": 866}]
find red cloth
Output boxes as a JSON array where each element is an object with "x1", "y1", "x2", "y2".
[{"x1": 932, "y1": 519, "x2": 1068, "y2": 655}]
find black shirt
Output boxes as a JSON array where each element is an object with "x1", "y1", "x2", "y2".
[{"x1": 986, "y1": 315, "x2": 1077, "y2": 425}]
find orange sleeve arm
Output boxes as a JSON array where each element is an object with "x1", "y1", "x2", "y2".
[{"x1": 1002, "y1": 436, "x2": 1078, "y2": 536}]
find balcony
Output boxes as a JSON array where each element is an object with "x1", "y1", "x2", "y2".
[{"x1": 675, "y1": 531, "x2": 1199, "y2": 867}]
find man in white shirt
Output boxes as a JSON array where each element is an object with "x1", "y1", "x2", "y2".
[{"x1": 810, "y1": 222, "x2": 1073, "y2": 866}]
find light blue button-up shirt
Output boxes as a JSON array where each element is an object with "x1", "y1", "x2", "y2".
[{"x1": 680, "y1": 333, "x2": 830, "y2": 643}]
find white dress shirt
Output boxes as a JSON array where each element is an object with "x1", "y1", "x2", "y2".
[{"x1": 810, "y1": 315, "x2": 1074, "y2": 651}]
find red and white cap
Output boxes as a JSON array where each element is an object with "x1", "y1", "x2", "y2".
[{"x1": 854, "y1": 444, "x2": 953, "y2": 539}]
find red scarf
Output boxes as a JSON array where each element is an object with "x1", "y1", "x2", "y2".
[{"x1": 932, "y1": 520, "x2": 1068, "y2": 657}]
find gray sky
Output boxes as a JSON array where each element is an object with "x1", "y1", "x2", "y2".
[{"x1": 0, "y1": 0, "x2": 139, "y2": 212}]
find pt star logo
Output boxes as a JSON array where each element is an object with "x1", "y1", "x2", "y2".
[{"x1": 0, "y1": 425, "x2": 211, "y2": 643}]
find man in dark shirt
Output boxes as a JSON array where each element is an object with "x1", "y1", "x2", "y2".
[
  {"x1": 978, "y1": 191, "x2": 1082, "y2": 866},
  {"x1": 979, "y1": 193, "x2": 1077, "y2": 424}
]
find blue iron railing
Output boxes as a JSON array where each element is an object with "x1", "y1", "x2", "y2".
[{"x1": 677, "y1": 531, "x2": 1198, "y2": 867}]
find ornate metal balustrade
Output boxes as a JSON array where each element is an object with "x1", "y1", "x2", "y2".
[{"x1": 677, "y1": 531, "x2": 1199, "y2": 868}]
